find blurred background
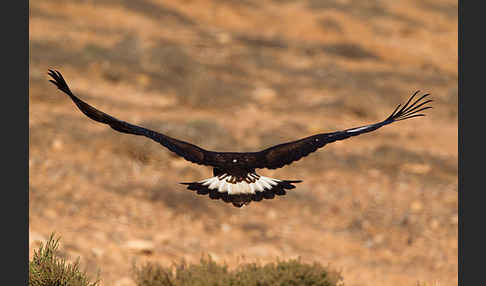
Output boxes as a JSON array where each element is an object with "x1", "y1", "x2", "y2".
[{"x1": 29, "y1": 0, "x2": 458, "y2": 285}]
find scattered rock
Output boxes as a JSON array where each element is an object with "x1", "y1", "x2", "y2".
[
  {"x1": 401, "y1": 163, "x2": 431, "y2": 174},
  {"x1": 430, "y1": 219, "x2": 440, "y2": 229},
  {"x1": 125, "y1": 240, "x2": 155, "y2": 255},
  {"x1": 52, "y1": 139, "x2": 63, "y2": 150},
  {"x1": 91, "y1": 247, "x2": 105, "y2": 258},
  {"x1": 266, "y1": 210, "x2": 277, "y2": 220},
  {"x1": 247, "y1": 245, "x2": 272, "y2": 257},
  {"x1": 221, "y1": 223, "x2": 231, "y2": 233},
  {"x1": 44, "y1": 209, "x2": 58, "y2": 219},
  {"x1": 216, "y1": 32, "x2": 232, "y2": 44},
  {"x1": 252, "y1": 87, "x2": 277, "y2": 104},
  {"x1": 114, "y1": 277, "x2": 134, "y2": 286},
  {"x1": 410, "y1": 201, "x2": 423, "y2": 212},
  {"x1": 373, "y1": 234, "x2": 385, "y2": 244}
]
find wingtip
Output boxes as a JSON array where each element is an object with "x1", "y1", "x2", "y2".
[
  {"x1": 47, "y1": 69, "x2": 58, "y2": 77},
  {"x1": 388, "y1": 91, "x2": 433, "y2": 122}
]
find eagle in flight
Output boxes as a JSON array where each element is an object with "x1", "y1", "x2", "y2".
[{"x1": 48, "y1": 70, "x2": 432, "y2": 208}]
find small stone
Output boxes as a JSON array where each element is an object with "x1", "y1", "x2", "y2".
[
  {"x1": 91, "y1": 247, "x2": 104, "y2": 258},
  {"x1": 125, "y1": 240, "x2": 155, "y2": 255},
  {"x1": 410, "y1": 201, "x2": 423, "y2": 212},
  {"x1": 221, "y1": 223, "x2": 231, "y2": 233},
  {"x1": 217, "y1": 32, "x2": 232, "y2": 44},
  {"x1": 266, "y1": 210, "x2": 277, "y2": 220},
  {"x1": 252, "y1": 87, "x2": 276, "y2": 104},
  {"x1": 402, "y1": 163, "x2": 431, "y2": 174},
  {"x1": 52, "y1": 139, "x2": 63, "y2": 150},
  {"x1": 373, "y1": 234, "x2": 385, "y2": 244},
  {"x1": 430, "y1": 219, "x2": 440, "y2": 229},
  {"x1": 115, "y1": 277, "x2": 134, "y2": 286},
  {"x1": 44, "y1": 209, "x2": 58, "y2": 219},
  {"x1": 247, "y1": 245, "x2": 271, "y2": 256}
]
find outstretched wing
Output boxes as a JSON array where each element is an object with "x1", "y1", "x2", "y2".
[
  {"x1": 254, "y1": 91, "x2": 432, "y2": 169},
  {"x1": 48, "y1": 69, "x2": 211, "y2": 166}
]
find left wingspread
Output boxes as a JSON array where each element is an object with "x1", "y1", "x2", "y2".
[{"x1": 48, "y1": 69, "x2": 213, "y2": 166}]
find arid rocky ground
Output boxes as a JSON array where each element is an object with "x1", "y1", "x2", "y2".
[{"x1": 29, "y1": 1, "x2": 458, "y2": 285}]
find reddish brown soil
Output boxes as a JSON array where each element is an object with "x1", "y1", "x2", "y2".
[{"x1": 29, "y1": 1, "x2": 457, "y2": 285}]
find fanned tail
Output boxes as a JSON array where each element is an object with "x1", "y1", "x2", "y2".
[{"x1": 181, "y1": 174, "x2": 302, "y2": 208}]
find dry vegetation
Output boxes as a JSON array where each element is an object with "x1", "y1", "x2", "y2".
[{"x1": 29, "y1": 0, "x2": 457, "y2": 285}]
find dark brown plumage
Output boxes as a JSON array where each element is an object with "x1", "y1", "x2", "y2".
[{"x1": 48, "y1": 69, "x2": 432, "y2": 207}]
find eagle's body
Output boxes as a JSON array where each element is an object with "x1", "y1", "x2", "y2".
[{"x1": 48, "y1": 70, "x2": 432, "y2": 207}]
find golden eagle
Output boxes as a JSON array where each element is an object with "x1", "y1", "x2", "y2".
[{"x1": 48, "y1": 70, "x2": 432, "y2": 207}]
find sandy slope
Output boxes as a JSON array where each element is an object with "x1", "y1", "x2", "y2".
[{"x1": 29, "y1": 0, "x2": 458, "y2": 285}]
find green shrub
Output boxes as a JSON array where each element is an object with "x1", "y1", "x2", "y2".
[
  {"x1": 30, "y1": 234, "x2": 343, "y2": 286},
  {"x1": 29, "y1": 233, "x2": 99, "y2": 286},
  {"x1": 133, "y1": 256, "x2": 343, "y2": 286}
]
